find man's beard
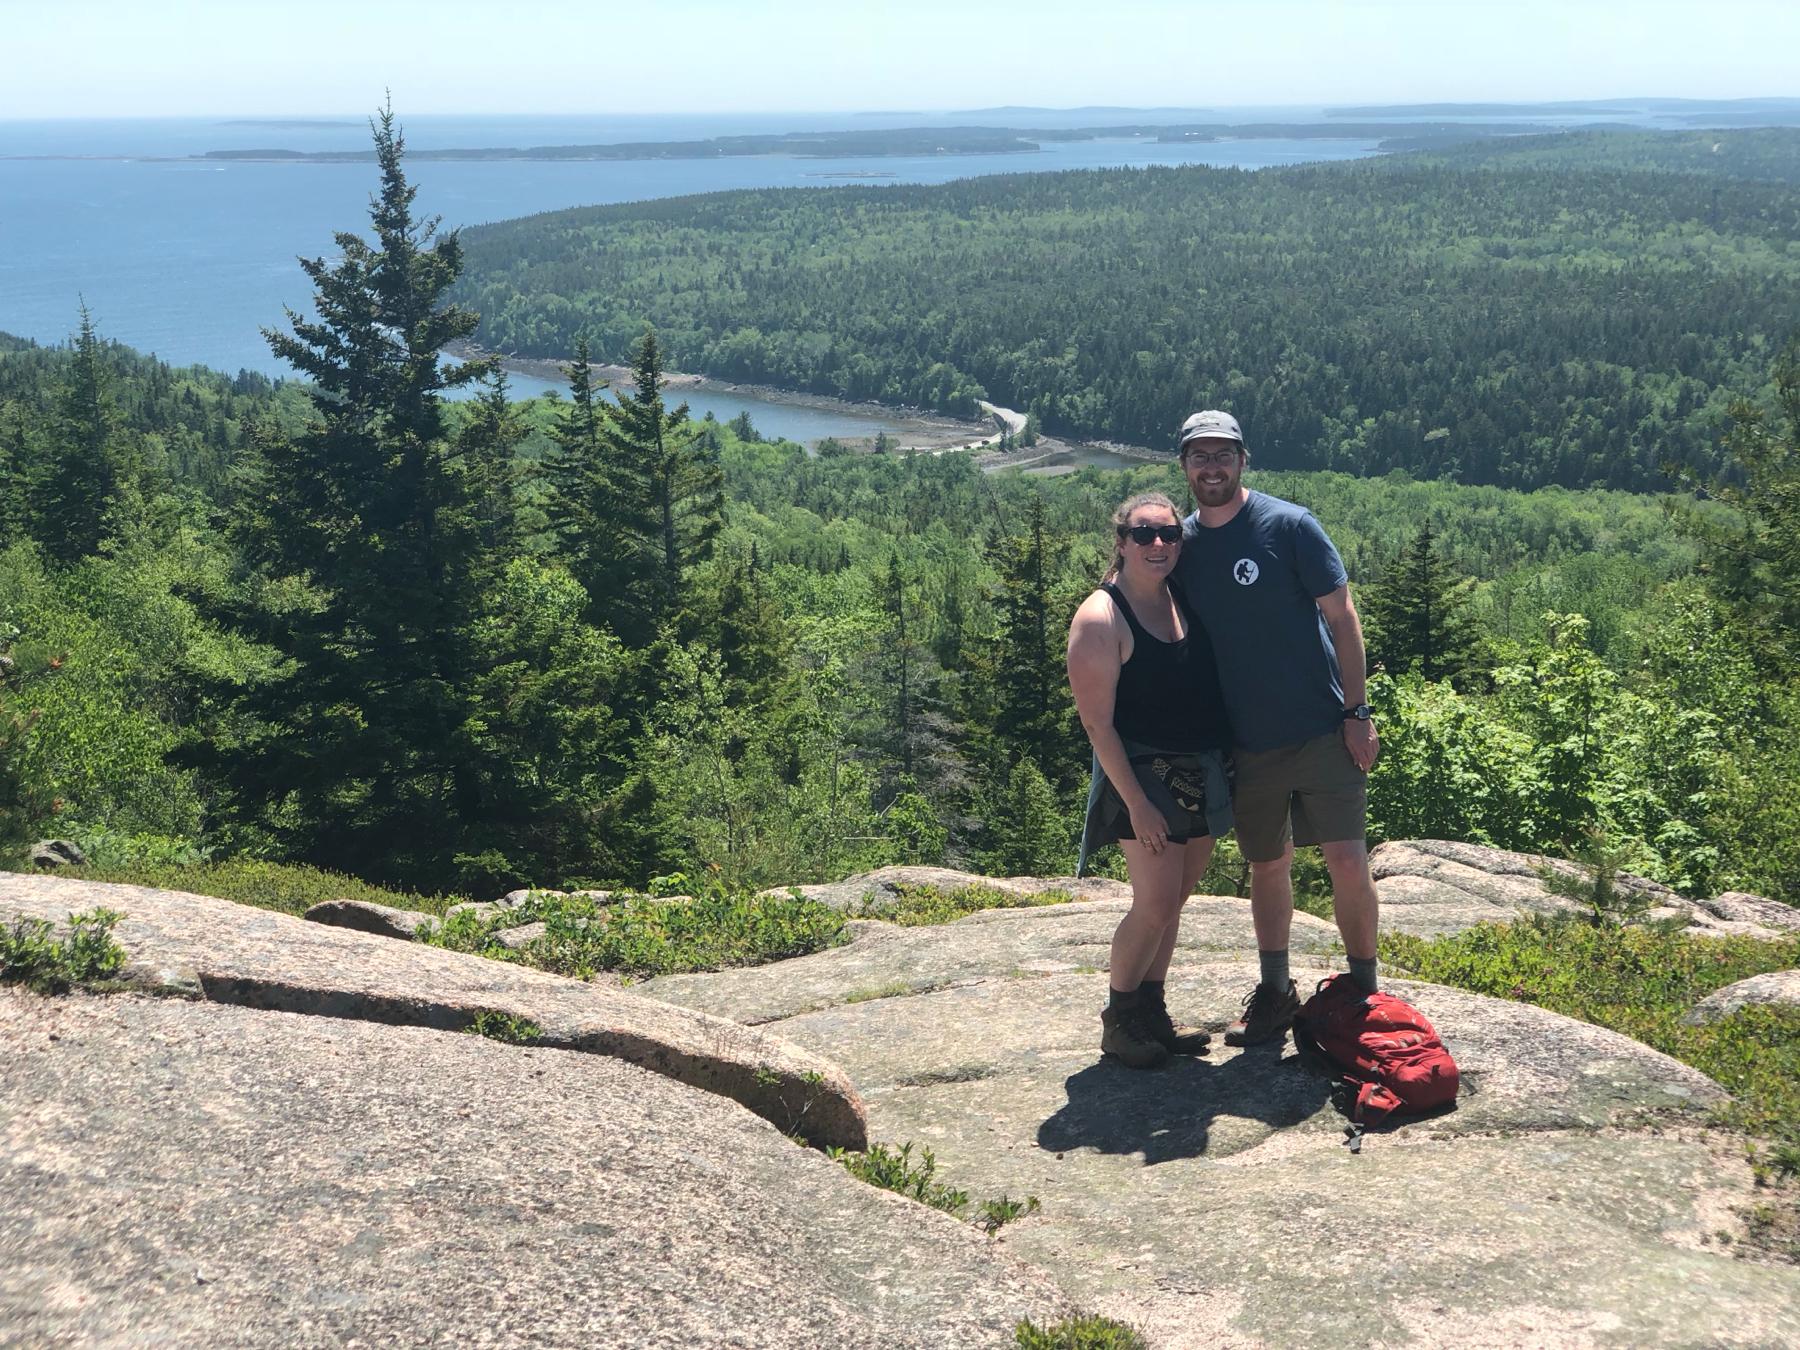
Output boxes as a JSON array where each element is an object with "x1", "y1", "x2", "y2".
[{"x1": 1191, "y1": 472, "x2": 1239, "y2": 506}]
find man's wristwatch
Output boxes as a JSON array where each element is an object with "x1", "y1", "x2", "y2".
[{"x1": 1342, "y1": 704, "x2": 1373, "y2": 721}]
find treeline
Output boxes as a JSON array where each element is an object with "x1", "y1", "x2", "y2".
[
  {"x1": 0, "y1": 326, "x2": 309, "y2": 499},
  {"x1": 4, "y1": 117, "x2": 1798, "y2": 908},
  {"x1": 1420, "y1": 128, "x2": 1800, "y2": 185},
  {"x1": 453, "y1": 129, "x2": 1800, "y2": 491}
]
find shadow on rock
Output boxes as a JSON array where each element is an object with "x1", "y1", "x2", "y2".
[{"x1": 1037, "y1": 1043, "x2": 1331, "y2": 1165}]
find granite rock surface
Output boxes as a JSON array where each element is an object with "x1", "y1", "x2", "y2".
[
  {"x1": 652, "y1": 890, "x2": 1800, "y2": 1346},
  {"x1": 1372, "y1": 839, "x2": 1800, "y2": 940},
  {"x1": 0, "y1": 989, "x2": 1064, "y2": 1347},
  {"x1": 0, "y1": 873, "x2": 865, "y2": 1150},
  {"x1": 1683, "y1": 968, "x2": 1800, "y2": 1025}
]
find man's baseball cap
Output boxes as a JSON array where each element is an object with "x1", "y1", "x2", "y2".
[{"x1": 1177, "y1": 409, "x2": 1244, "y2": 450}]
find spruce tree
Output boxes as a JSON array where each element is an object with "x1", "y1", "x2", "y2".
[
  {"x1": 1700, "y1": 339, "x2": 1800, "y2": 672},
  {"x1": 228, "y1": 104, "x2": 504, "y2": 882},
  {"x1": 544, "y1": 337, "x2": 630, "y2": 624},
  {"x1": 583, "y1": 328, "x2": 721, "y2": 644},
  {"x1": 1359, "y1": 522, "x2": 1479, "y2": 685},
  {"x1": 870, "y1": 551, "x2": 965, "y2": 804},
  {"x1": 976, "y1": 493, "x2": 1078, "y2": 780},
  {"x1": 454, "y1": 368, "x2": 525, "y2": 558},
  {"x1": 0, "y1": 402, "x2": 31, "y2": 552},
  {"x1": 38, "y1": 308, "x2": 131, "y2": 565}
]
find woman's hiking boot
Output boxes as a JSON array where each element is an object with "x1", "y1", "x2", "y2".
[
  {"x1": 1223, "y1": 979, "x2": 1300, "y2": 1047},
  {"x1": 1141, "y1": 987, "x2": 1211, "y2": 1054},
  {"x1": 1100, "y1": 1004, "x2": 1169, "y2": 1069}
]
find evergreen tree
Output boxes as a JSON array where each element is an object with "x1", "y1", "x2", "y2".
[
  {"x1": 1360, "y1": 522, "x2": 1480, "y2": 684},
  {"x1": 544, "y1": 337, "x2": 625, "y2": 618},
  {"x1": 0, "y1": 401, "x2": 32, "y2": 552},
  {"x1": 980, "y1": 757, "x2": 1073, "y2": 876},
  {"x1": 597, "y1": 328, "x2": 723, "y2": 643},
  {"x1": 696, "y1": 545, "x2": 791, "y2": 710},
  {"x1": 883, "y1": 552, "x2": 916, "y2": 779},
  {"x1": 974, "y1": 493, "x2": 1078, "y2": 781},
  {"x1": 1698, "y1": 339, "x2": 1800, "y2": 672},
  {"x1": 225, "y1": 104, "x2": 506, "y2": 883},
  {"x1": 38, "y1": 308, "x2": 131, "y2": 565},
  {"x1": 869, "y1": 551, "x2": 965, "y2": 805},
  {"x1": 455, "y1": 368, "x2": 526, "y2": 558}
]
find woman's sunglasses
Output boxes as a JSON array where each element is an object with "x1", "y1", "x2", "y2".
[{"x1": 1120, "y1": 524, "x2": 1183, "y2": 546}]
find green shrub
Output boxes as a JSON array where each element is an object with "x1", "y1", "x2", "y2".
[
  {"x1": 827, "y1": 1141, "x2": 969, "y2": 1215},
  {"x1": 430, "y1": 886, "x2": 847, "y2": 979},
  {"x1": 977, "y1": 1193, "x2": 1042, "y2": 1234},
  {"x1": 856, "y1": 883, "x2": 1074, "y2": 927},
  {"x1": 1, "y1": 907, "x2": 127, "y2": 993},
  {"x1": 829, "y1": 1140, "x2": 1042, "y2": 1236},
  {"x1": 27, "y1": 859, "x2": 461, "y2": 919},
  {"x1": 1382, "y1": 915, "x2": 1800, "y2": 1144},
  {"x1": 1014, "y1": 1314, "x2": 1147, "y2": 1349},
  {"x1": 466, "y1": 1010, "x2": 543, "y2": 1045}
]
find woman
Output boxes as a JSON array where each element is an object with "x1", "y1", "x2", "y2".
[{"x1": 1066, "y1": 491, "x2": 1233, "y2": 1069}]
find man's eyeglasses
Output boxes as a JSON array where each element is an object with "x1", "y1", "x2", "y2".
[
  {"x1": 1182, "y1": 448, "x2": 1241, "y2": 467},
  {"x1": 1121, "y1": 524, "x2": 1183, "y2": 546}
]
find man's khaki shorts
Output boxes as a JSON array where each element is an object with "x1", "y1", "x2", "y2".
[{"x1": 1231, "y1": 728, "x2": 1367, "y2": 862}]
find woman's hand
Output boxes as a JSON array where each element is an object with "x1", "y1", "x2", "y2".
[{"x1": 1127, "y1": 797, "x2": 1172, "y2": 854}]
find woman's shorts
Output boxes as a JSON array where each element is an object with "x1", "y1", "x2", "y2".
[{"x1": 1082, "y1": 743, "x2": 1234, "y2": 849}]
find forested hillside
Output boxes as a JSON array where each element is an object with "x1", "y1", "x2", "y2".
[
  {"x1": 1419, "y1": 127, "x2": 1800, "y2": 183},
  {"x1": 5, "y1": 117, "x2": 1799, "y2": 913},
  {"x1": 453, "y1": 129, "x2": 1800, "y2": 490}
]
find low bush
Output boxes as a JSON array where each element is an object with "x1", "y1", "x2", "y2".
[
  {"x1": 829, "y1": 1139, "x2": 1042, "y2": 1236},
  {"x1": 431, "y1": 885, "x2": 848, "y2": 979},
  {"x1": 466, "y1": 1010, "x2": 544, "y2": 1045},
  {"x1": 1013, "y1": 1314, "x2": 1147, "y2": 1349},
  {"x1": 1382, "y1": 914, "x2": 1800, "y2": 1146},
  {"x1": 1, "y1": 907, "x2": 127, "y2": 993},
  {"x1": 829, "y1": 1141, "x2": 969, "y2": 1215},
  {"x1": 856, "y1": 883, "x2": 1074, "y2": 927},
  {"x1": 22, "y1": 859, "x2": 462, "y2": 919}
]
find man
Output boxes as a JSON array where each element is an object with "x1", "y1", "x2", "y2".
[{"x1": 1172, "y1": 409, "x2": 1381, "y2": 1046}]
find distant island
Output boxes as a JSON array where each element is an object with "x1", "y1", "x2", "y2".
[
  {"x1": 217, "y1": 118, "x2": 362, "y2": 128},
  {"x1": 197, "y1": 119, "x2": 1565, "y2": 164},
  {"x1": 954, "y1": 105, "x2": 1216, "y2": 115},
  {"x1": 1330, "y1": 96, "x2": 1800, "y2": 120}
]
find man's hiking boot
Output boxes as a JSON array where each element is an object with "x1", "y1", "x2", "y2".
[
  {"x1": 1224, "y1": 979, "x2": 1300, "y2": 1047},
  {"x1": 1100, "y1": 1004, "x2": 1169, "y2": 1069},
  {"x1": 1141, "y1": 990, "x2": 1211, "y2": 1055}
]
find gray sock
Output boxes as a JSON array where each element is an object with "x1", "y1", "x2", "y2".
[
  {"x1": 1349, "y1": 955, "x2": 1379, "y2": 994},
  {"x1": 1258, "y1": 949, "x2": 1290, "y2": 991},
  {"x1": 1108, "y1": 986, "x2": 1142, "y2": 1010}
]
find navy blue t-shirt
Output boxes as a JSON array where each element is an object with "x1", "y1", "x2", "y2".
[{"x1": 1176, "y1": 491, "x2": 1349, "y2": 753}]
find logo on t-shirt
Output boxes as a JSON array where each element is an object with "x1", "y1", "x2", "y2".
[{"x1": 1232, "y1": 558, "x2": 1260, "y2": 586}]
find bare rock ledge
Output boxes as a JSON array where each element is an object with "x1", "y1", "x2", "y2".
[
  {"x1": 1, "y1": 988, "x2": 1064, "y2": 1347},
  {"x1": 1683, "y1": 968, "x2": 1800, "y2": 1025},
  {"x1": 303, "y1": 896, "x2": 440, "y2": 940},
  {"x1": 646, "y1": 895, "x2": 1800, "y2": 1346},
  {"x1": 0, "y1": 873, "x2": 865, "y2": 1151},
  {"x1": 1371, "y1": 838, "x2": 1800, "y2": 940}
]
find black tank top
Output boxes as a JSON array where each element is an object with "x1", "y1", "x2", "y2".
[{"x1": 1102, "y1": 580, "x2": 1231, "y2": 752}]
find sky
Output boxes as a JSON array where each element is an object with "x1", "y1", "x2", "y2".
[{"x1": 3, "y1": 0, "x2": 1796, "y2": 119}]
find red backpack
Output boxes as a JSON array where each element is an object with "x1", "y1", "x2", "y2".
[{"x1": 1292, "y1": 974, "x2": 1460, "y2": 1151}]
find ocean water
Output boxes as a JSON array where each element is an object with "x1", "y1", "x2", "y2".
[{"x1": 0, "y1": 115, "x2": 1388, "y2": 397}]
